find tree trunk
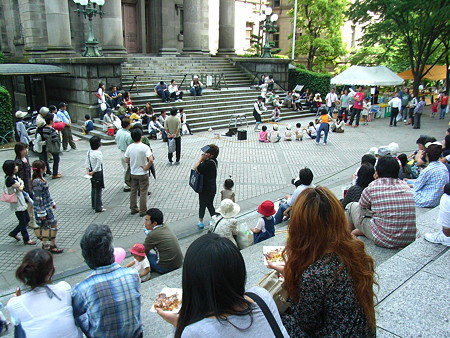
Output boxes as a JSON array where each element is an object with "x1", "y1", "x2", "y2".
[
  {"x1": 412, "y1": 76, "x2": 421, "y2": 97},
  {"x1": 446, "y1": 53, "x2": 449, "y2": 95}
]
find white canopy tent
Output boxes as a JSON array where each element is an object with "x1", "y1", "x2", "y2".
[{"x1": 331, "y1": 65, "x2": 404, "y2": 86}]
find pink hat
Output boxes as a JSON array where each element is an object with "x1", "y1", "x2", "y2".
[
  {"x1": 129, "y1": 243, "x2": 146, "y2": 257},
  {"x1": 258, "y1": 200, "x2": 276, "y2": 217}
]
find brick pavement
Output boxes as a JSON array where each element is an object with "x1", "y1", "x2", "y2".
[{"x1": 0, "y1": 109, "x2": 447, "y2": 295}]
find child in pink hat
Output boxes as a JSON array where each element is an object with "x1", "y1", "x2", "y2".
[
  {"x1": 125, "y1": 243, "x2": 151, "y2": 282},
  {"x1": 251, "y1": 200, "x2": 276, "y2": 244}
]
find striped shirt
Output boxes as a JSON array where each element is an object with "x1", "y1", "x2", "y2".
[
  {"x1": 72, "y1": 263, "x2": 142, "y2": 338},
  {"x1": 359, "y1": 178, "x2": 416, "y2": 248},
  {"x1": 414, "y1": 161, "x2": 449, "y2": 207}
]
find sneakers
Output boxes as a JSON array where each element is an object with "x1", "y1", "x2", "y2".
[
  {"x1": 95, "y1": 208, "x2": 107, "y2": 213},
  {"x1": 174, "y1": 161, "x2": 180, "y2": 165},
  {"x1": 197, "y1": 222, "x2": 204, "y2": 229},
  {"x1": 424, "y1": 230, "x2": 450, "y2": 246}
]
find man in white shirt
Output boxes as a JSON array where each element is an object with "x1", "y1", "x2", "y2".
[
  {"x1": 274, "y1": 168, "x2": 315, "y2": 224},
  {"x1": 168, "y1": 79, "x2": 183, "y2": 102},
  {"x1": 253, "y1": 96, "x2": 267, "y2": 131},
  {"x1": 325, "y1": 88, "x2": 338, "y2": 116},
  {"x1": 388, "y1": 94, "x2": 402, "y2": 127},
  {"x1": 125, "y1": 128, "x2": 154, "y2": 216},
  {"x1": 115, "y1": 118, "x2": 133, "y2": 191}
]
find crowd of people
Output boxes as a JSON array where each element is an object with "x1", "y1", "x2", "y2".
[{"x1": 3, "y1": 77, "x2": 450, "y2": 337}]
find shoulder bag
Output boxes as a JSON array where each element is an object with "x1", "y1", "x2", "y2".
[
  {"x1": 245, "y1": 291, "x2": 284, "y2": 338},
  {"x1": 88, "y1": 151, "x2": 105, "y2": 189},
  {"x1": 208, "y1": 217, "x2": 224, "y2": 233},
  {"x1": 189, "y1": 169, "x2": 203, "y2": 193},
  {"x1": 255, "y1": 271, "x2": 290, "y2": 315},
  {"x1": 1, "y1": 181, "x2": 18, "y2": 203}
]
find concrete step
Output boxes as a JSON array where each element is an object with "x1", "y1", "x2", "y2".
[{"x1": 71, "y1": 127, "x2": 116, "y2": 146}]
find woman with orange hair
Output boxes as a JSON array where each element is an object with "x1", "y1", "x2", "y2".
[{"x1": 268, "y1": 186, "x2": 376, "y2": 336}]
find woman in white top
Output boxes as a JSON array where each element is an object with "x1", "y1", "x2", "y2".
[
  {"x1": 6, "y1": 249, "x2": 82, "y2": 338},
  {"x1": 210, "y1": 199, "x2": 240, "y2": 246},
  {"x1": 157, "y1": 233, "x2": 289, "y2": 338}
]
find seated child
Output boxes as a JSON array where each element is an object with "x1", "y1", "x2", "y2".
[
  {"x1": 210, "y1": 199, "x2": 240, "y2": 247},
  {"x1": 251, "y1": 200, "x2": 276, "y2": 244},
  {"x1": 424, "y1": 182, "x2": 450, "y2": 246},
  {"x1": 221, "y1": 178, "x2": 235, "y2": 202},
  {"x1": 129, "y1": 107, "x2": 142, "y2": 124},
  {"x1": 259, "y1": 125, "x2": 269, "y2": 143},
  {"x1": 271, "y1": 107, "x2": 282, "y2": 122},
  {"x1": 306, "y1": 121, "x2": 317, "y2": 139},
  {"x1": 81, "y1": 114, "x2": 94, "y2": 135},
  {"x1": 268, "y1": 125, "x2": 281, "y2": 143},
  {"x1": 284, "y1": 124, "x2": 293, "y2": 141},
  {"x1": 125, "y1": 243, "x2": 151, "y2": 282},
  {"x1": 295, "y1": 123, "x2": 303, "y2": 141},
  {"x1": 398, "y1": 153, "x2": 412, "y2": 179}
]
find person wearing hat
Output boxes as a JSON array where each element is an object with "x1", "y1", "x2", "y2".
[
  {"x1": 253, "y1": 96, "x2": 267, "y2": 131},
  {"x1": 56, "y1": 102, "x2": 77, "y2": 152},
  {"x1": 268, "y1": 124, "x2": 281, "y2": 143},
  {"x1": 125, "y1": 243, "x2": 151, "y2": 282},
  {"x1": 193, "y1": 144, "x2": 220, "y2": 229},
  {"x1": 210, "y1": 199, "x2": 240, "y2": 247},
  {"x1": 251, "y1": 200, "x2": 276, "y2": 244},
  {"x1": 190, "y1": 75, "x2": 203, "y2": 96},
  {"x1": 15, "y1": 111, "x2": 31, "y2": 145}
]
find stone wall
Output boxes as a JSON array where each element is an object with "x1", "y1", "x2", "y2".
[
  {"x1": 35, "y1": 57, "x2": 125, "y2": 121},
  {"x1": 230, "y1": 57, "x2": 292, "y2": 90}
]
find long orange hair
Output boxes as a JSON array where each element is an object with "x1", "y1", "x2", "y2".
[{"x1": 283, "y1": 186, "x2": 376, "y2": 329}]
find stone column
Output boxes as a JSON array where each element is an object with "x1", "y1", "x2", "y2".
[
  {"x1": 217, "y1": 0, "x2": 235, "y2": 56},
  {"x1": 19, "y1": 0, "x2": 48, "y2": 55},
  {"x1": 200, "y1": 0, "x2": 209, "y2": 54},
  {"x1": 182, "y1": 0, "x2": 203, "y2": 54},
  {"x1": 44, "y1": 0, "x2": 74, "y2": 55},
  {"x1": 101, "y1": 0, "x2": 126, "y2": 54}
]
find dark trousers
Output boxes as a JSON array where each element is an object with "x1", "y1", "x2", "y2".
[
  {"x1": 11, "y1": 210, "x2": 30, "y2": 242},
  {"x1": 349, "y1": 108, "x2": 362, "y2": 126},
  {"x1": 413, "y1": 113, "x2": 421, "y2": 129},
  {"x1": 157, "y1": 90, "x2": 170, "y2": 102},
  {"x1": 168, "y1": 137, "x2": 181, "y2": 162},
  {"x1": 199, "y1": 190, "x2": 216, "y2": 219},
  {"x1": 38, "y1": 148, "x2": 52, "y2": 175},
  {"x1": 170, "y1": 91, "x2": 183, "y2": 100},
  {"x1": 61, "y1": 126, "x2": 76, "y2": 150},
  {"x1": 408, "y1": 108, "x2": 415, "y2": 125},
  {"x1": 91, "y1": 183, "x2": 103, "y2": 211},
  {"x1": 51, "y1": 152, "x2": 60, "y2": 176},
  {"x1": 390, "y1": 107, "x2": 399, "y2": 126}
]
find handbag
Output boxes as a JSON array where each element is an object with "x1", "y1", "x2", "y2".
[
  {"x1": 34, "y1": 219, "x2": 58, "y2": 241},
  {"x1": 245, "y1": 291, "x2": 285, "y2": 338},
  {"x1": 256, "y1": 270, "x2": 290, "y2": 314},
  {"x1": 1, "y1": 191, "x2": 17, "y2": 203},
  {"x1": 189, "y1": 169, "x2": 203, "y2": 193}
]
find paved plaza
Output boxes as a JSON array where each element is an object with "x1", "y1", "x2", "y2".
[{"x1": 0, "y1": 109, "x2": 449, "y2": 336}]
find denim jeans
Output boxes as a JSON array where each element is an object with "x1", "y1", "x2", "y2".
[
  {"x1": 157, "y1": 90, "x2": 170, "y2": 102},
  {"x1": 11, "y1": 210, "x2": 30, "y2": 242},
  {"x1": 91, "y1": 183, "x2": 103, "y2": 211},
  {"x1": 274, "y1": 202, "x2": 289, "y2": 225},
  {"x1": 147, "y1": 252, "x2": 175, "y2": 274},
  {"x1": 190, "y1": 86, "x2": 203, "y2": 96},
  {"x1": 316, "y1": 123, "x2": 329, "y2": 144},
  {"x1": 440, "y1": 105, "x2": 447, "y2": 119}
]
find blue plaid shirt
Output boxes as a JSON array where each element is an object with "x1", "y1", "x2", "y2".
[
  {"x1": 72, "y1": 263, "x2": 142, "y2": 338},
  {"x1": 414, "y1": 161, "x2": 449, "y2": 207}
]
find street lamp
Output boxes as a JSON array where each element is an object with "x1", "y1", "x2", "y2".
[
  {"x1": 73, "y1": 0, "x2": 105, "y2": 57},
  {"x1": 260, "y1": 6, "x2": 278, "y2": 58}
]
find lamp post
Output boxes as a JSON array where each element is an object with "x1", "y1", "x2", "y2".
[
  {"x1": 73, "y1": 0, "x2": 105, "y2": 57},
  {"x1": 259, "y1": 6, "x2": 278, "y2": 58}
]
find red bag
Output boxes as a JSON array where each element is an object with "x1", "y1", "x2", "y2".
[
  {"x1": 106, "y1": 128, "x2": 115, "y2": 136},
  {"x1": 52, "y1": 122, "x2": 65, "y2": 131},
  {"x1": 95, "y1": 93, "x2": 102, "y2": 99}
]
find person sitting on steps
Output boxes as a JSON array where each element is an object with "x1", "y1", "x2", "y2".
[{"x1": 190, "y1": 75, "x2": 203, "y2": 96}]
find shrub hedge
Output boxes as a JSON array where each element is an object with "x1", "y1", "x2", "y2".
[
  {"x1": 288, "y1": 68, "x2": 331, "y2": 95},
  {"x1": 0, "y1": 86, "x2": 13, "y2": 142}
]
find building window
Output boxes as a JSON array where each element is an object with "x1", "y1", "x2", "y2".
[
  {"x1": 273, "y1": 0, "x2": 281, "y2": 8},
  {"x1": 245, "y1": 21, "x2": 253, "y2": 41},
  {"x1": 272, "y1": 33, "x2": 280, "y2": 48}
]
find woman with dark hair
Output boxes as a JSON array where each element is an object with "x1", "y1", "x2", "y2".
[
  {"x1": 6, "y1": 249, "x2": 82, "y2": 337},
  {"x1": 15, "y1": 142, "x2": 37, "y2": 228},
  {"x1": 443, "y1": 135, "x2": 450, "y2": 157},
  {"x1": 157, "y1": 233, "x2": 289, "y2": 337},
  {"x1": 268, "y1": 186, "x2": 376, "y2": 336},
  {"x1": 85, "y1": 136, "x2": 105, "y2": 213},
  {"x1": 193, "y1": 144, "x2": 219, "y2": 229},
  {"x1": 341, "y1": 164, "x2": 375, "y2": 208},
  {"x1": 3, "y1": 160, "x2": 35, "y2": 245},
  {"x1": 123, "y1": 91, "x2": 133, "y2": 109},
  {"x1": 31, "y1": 160, "x2": 63, "y2": 253}
]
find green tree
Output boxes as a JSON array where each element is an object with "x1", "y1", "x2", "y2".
[
  {"x1": 288, "y1": 0, "x2": 349, "y2": 72},
  {"x1": 0, "y1": 86, "x2": 13, "y2": 143},
  {"x1": 349, "y1": 0, "x2": 450, "y2": 95}
]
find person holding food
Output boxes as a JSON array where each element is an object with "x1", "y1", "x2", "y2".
[
  {"x1": 267, "y1": 186, "x2": 376, "y2": 337},
  {"x1": 156, "y1": 233, "x2": 289, "y2": 337}
]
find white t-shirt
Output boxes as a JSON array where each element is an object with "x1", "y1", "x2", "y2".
[
  {"x1": 124, "y1": 142, "x2": 152, "y2": 175},
  {"x1": 6, "y1": 281, "x2": 83, "y2": 338},
  {"x1": 97, "y1": 87, "x2": 105, "y2": 104},
  {"x1": 309, "y1": 126, "x2": 317, "y2": 136},
  {"x1": 438, "y1": 193, "x2": 450, "y2": 228},
  {"x1": 133, "y1": 256, "x2": 150, "y2": 275}
]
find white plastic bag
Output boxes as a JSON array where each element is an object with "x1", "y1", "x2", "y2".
[
  {"x1": 100, "y1": 102, "x2": 107, "y2": 111},
  {"x1": 235, "y1": 222, "x2": 254, "y2": 250},
  {"x1": 168, "y1": 138, "x2": 176, "y2": 153},
  {"x1": 182, "y1": 124, "x2": 189, "y2": 135}
]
